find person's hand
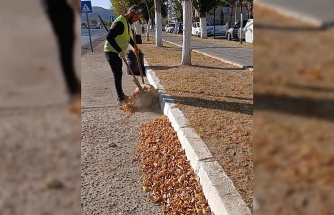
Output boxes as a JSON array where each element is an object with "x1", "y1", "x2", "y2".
[
  {"x1": 118, "y1": 52, "x2": 125, "y2": 60},
  {"x1": 134, "y1": 46, "x2": 141, "y2": 55}
]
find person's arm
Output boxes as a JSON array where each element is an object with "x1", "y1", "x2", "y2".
[
  {"x1": 130, "y1": 37, "x2": 135, "y2": 48},
  {"x1": 106, "y1": 21, "x2": 124, "y2": 53}
]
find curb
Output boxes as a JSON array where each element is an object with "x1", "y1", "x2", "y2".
[
  {"x1": 161, "y1": 39, "x2": 253, "y2": 71},
  {"x1": 254, "y1": 1, "x2": 331, "y2": 28},
  {"x1": 144, "y1": 59, "x2": 252, "y2": 215}
]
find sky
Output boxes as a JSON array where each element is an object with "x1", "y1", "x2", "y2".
[{"x1": 90, "y1": 0, "x2": 111, "y2": 9}]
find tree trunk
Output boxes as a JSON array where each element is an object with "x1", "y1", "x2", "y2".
[
  {"x1": 229, "y1": 6, "x2": 234, "y2": 26},
  {"x1": 146, "y1": 19, "x2": 150, "y2": 41},
  {"x1": 154, "y1": 0, "x2": 163, "y2": 46},
  {"x1": 181, "y1": 0, "x2": 192, "y2": 65},
  {"x1": 200, "y1": 16, "x2": 207, "y2": 38}
]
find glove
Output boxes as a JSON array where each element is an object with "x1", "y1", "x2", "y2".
[
  {"x1": 118, "y1": 52, "x2": 125, "y2": 60},
  {"x1": 134, "y1": 45, "x2": 141, "y2": 56}
]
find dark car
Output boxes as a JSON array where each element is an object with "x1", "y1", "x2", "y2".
[{"x1": 226, "y1": 19, "x2": 248, "y2": 41}]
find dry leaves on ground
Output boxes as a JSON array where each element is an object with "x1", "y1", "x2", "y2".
[
  {"x1": 138, "y1": 38, "x2": 253, "y2": 210},
  {"x1": 137, "y1": 116, "x2": 213, "y2": 215},
  {"x1": 119, "y1": 85, "x2": 159, "y2": 114},
  {"x1": 254, "y1": 4, "x2": 334, "y2": 215}
]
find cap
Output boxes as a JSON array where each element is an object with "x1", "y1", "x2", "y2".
[{"x1": 128, "y1": 5, "x2": 141, "y2": 15}]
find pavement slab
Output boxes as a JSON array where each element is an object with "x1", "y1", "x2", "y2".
[
  {"x1": 81, "y1": 42, "x2": 162, "y2": 215},
  {"x1": 0, "y1": 1, "x2": 81, "y2": 214}
]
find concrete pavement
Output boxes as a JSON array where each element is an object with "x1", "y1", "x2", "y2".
[
  {"x1": 81, "y1": 42, "x2": 162, "y2": 214},
  {"x1": 0, "y1": 0, "x2": 81, "y2": 214},
  {"x1": 156, "y1": 31, "x2": 253, "y2": 70}
]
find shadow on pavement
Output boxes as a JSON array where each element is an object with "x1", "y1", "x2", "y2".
[
  {"x1": 192, "y1": 46, "x2": 242, "y2": 49},
  {"x1": 255, "y1": 93, "x2": 334, "y2": 122},
  {"x1": 148, "y1": 65, "x2": 180, "y2": 71},
  {"x1": 192, "y1": 65, "x2": 245, "y2": 71},
  {"x1": 254, "y1": 23, "x2": 326, "y2": 31},
  {"x1": 286, "y1": 84, "x2": 334, "y2": 93},
  {"x1": 171, "y1": 95, "x2": 253, "y2": 115}
]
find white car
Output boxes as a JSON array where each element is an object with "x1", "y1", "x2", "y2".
[
  {"x1": 165, "y1": 23, "x2": 175, "y2": 33},
  {"x1": 192, "y1": 22, "x2": 214, "y2": 37}
]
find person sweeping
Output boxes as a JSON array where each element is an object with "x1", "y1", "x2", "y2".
[{"x1": 104, "y1": 5, "x2": 142, "y2": 105}]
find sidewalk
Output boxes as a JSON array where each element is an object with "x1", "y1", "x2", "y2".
[
  {"x1": 0, "y1": 1, "x2": 81, "y2": 214},
  {"x1": 152, "y1": 31, "x2": 253, "y2": 70},
  {"x1": 81, "y1": 43, "x2": 162, "y2": 214}
]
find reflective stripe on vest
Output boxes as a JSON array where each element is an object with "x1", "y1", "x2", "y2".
[{"x1": 103, "y1": 15, "x2": 130, "y2": 53}]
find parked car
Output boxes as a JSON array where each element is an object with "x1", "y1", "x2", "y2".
[
  {"x1": 244, "y1": 19, "x2": 253, "y2": 43},
  {"x1": 192, "y1": 22, "x2": 214, "y2": 37},
  {"x1": 226, "y1": 19, "x2": 249, "y2": 41},
  {"x1": 165, "y1": 23, "x2": 175, "y2": 33}
]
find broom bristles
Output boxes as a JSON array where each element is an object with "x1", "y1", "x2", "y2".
[{"x1": 135, "y1": 89, "x2": 159, "y2": 108}]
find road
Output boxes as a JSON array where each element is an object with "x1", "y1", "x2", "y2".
[{"x1": 81, "y1": 28, "x2": 107, "y2": 47}]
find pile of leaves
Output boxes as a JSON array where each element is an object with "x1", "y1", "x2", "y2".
[
  {"x1": 137, "y1": 116, "x2": 213, "y2": 214},
  {"x1": 120, "y1": 85, "x2": 158, "y2": 113}
]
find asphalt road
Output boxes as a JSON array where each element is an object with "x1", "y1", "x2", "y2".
[{"x1": 81, "y1": 28, "x2": 107, "y2": 47}]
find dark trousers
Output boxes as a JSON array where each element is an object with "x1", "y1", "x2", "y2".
[
  {"x1": 44, "y1": 0, "x2": 81, "y2": 96},
  {"x1": 105, "y1": 52, "x2": 126, "y2": 100}
]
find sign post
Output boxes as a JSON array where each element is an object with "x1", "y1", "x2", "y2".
[{"x1": 81, "y1": 1, "x2": 93, "y2": 52}]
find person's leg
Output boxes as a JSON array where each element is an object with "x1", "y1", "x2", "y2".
[
  {"x1": 105, "y1": 52, "x2": 127, "y2": 100},
  {"x1": 43, "y1": 0, "x2": 81, "y2": 114},
  {"x1": 45, "y1": 3, "x2": 80, "y2": 97}
]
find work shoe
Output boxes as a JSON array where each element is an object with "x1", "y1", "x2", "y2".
[
  {"x1": 67, "y1": 94, "x2": 81, "y2": 115},
  {"x1": 117, "y1": 95, "x2": 129, "y2": 106}
]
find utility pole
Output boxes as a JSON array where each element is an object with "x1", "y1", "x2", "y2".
[
  {"x1": 240, "y1": 13, "x2": 243, "y2": 44},
  {"x1": 213, "y1": 3, "x2": 216, "y2": 39}
]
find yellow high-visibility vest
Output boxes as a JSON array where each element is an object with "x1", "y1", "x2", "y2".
[{"x1": 103, "y1": 15, "x2": 130, "y2": 53}]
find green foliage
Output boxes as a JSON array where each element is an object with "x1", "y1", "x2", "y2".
[
  {"x1": 91, "y1": 18, "x2": 97, "y2": 24},
  {"x1": 192, "y1": 0, "x2": 217, "y2": 17},
  {"x1": 171, "y1": 0, "x2": 182, "y2": 21}
]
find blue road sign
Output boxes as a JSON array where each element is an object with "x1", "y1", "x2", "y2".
[
  {"x1": 81, "y1": 1, "x2": 92, "y2": 13},
  {"x1": 110, "y1": 16, "x2": 116, "y2": 22}
]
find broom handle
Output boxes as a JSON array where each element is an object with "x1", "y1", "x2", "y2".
[
  {"x1": 98, "y1": 15, "x2": 109, "y2": 32},
  {"x1": 132, "y1": 29, "x2": 145, "y2": 84},
  {"x1": 120, "y1": 56, "x2": 144, "y2": 92}
]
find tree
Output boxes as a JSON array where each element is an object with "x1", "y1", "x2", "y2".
[
  {"x1": 224, "y1": 0, "x2": 236, "y2": 26},
  {"x1": 171, "y1": 0, "x2": 183, "y2": 21},
  {"x1": 242, "y1": 0, "x2": 253, "y2": 19},
  {"x1": 154, "y1": 0, "x2": 163, "y2": 46},
  {"x1": 111, "y1": 0, "x2": 144, "y2": 16},
  {"x1": 111, "y1": 0, "x2": 128, "y2": 16},
  {"x1": 181, "y1": 0, "x2": 192, "y2": 65},
  {"x1": 91, "y1": 18, "x2": 97, "y2": 24},
  {"x1": 192, "y1": 0, "x2": 217, "y2": 38}
]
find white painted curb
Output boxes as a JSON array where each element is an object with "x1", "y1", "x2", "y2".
[
  {"x1": 254, "y1": 1, "x2": 323, "y2": 27},
  {"x1": 144, "y1": 59, "x2": 252, "y2": 215}
]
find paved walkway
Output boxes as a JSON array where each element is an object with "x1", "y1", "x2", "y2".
[
  {"x1": 154, "y1": 31, "x2": 253, "y2": 70},
  {"x1": 0, "y1": 1, "x2": 81, "y2": 214},
  {"x1": 255, "y1": 0, "x2": 334, "y2": 28},
  {"x1": 81, "y1": 42, "x2": 162, "y2": 214}
]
